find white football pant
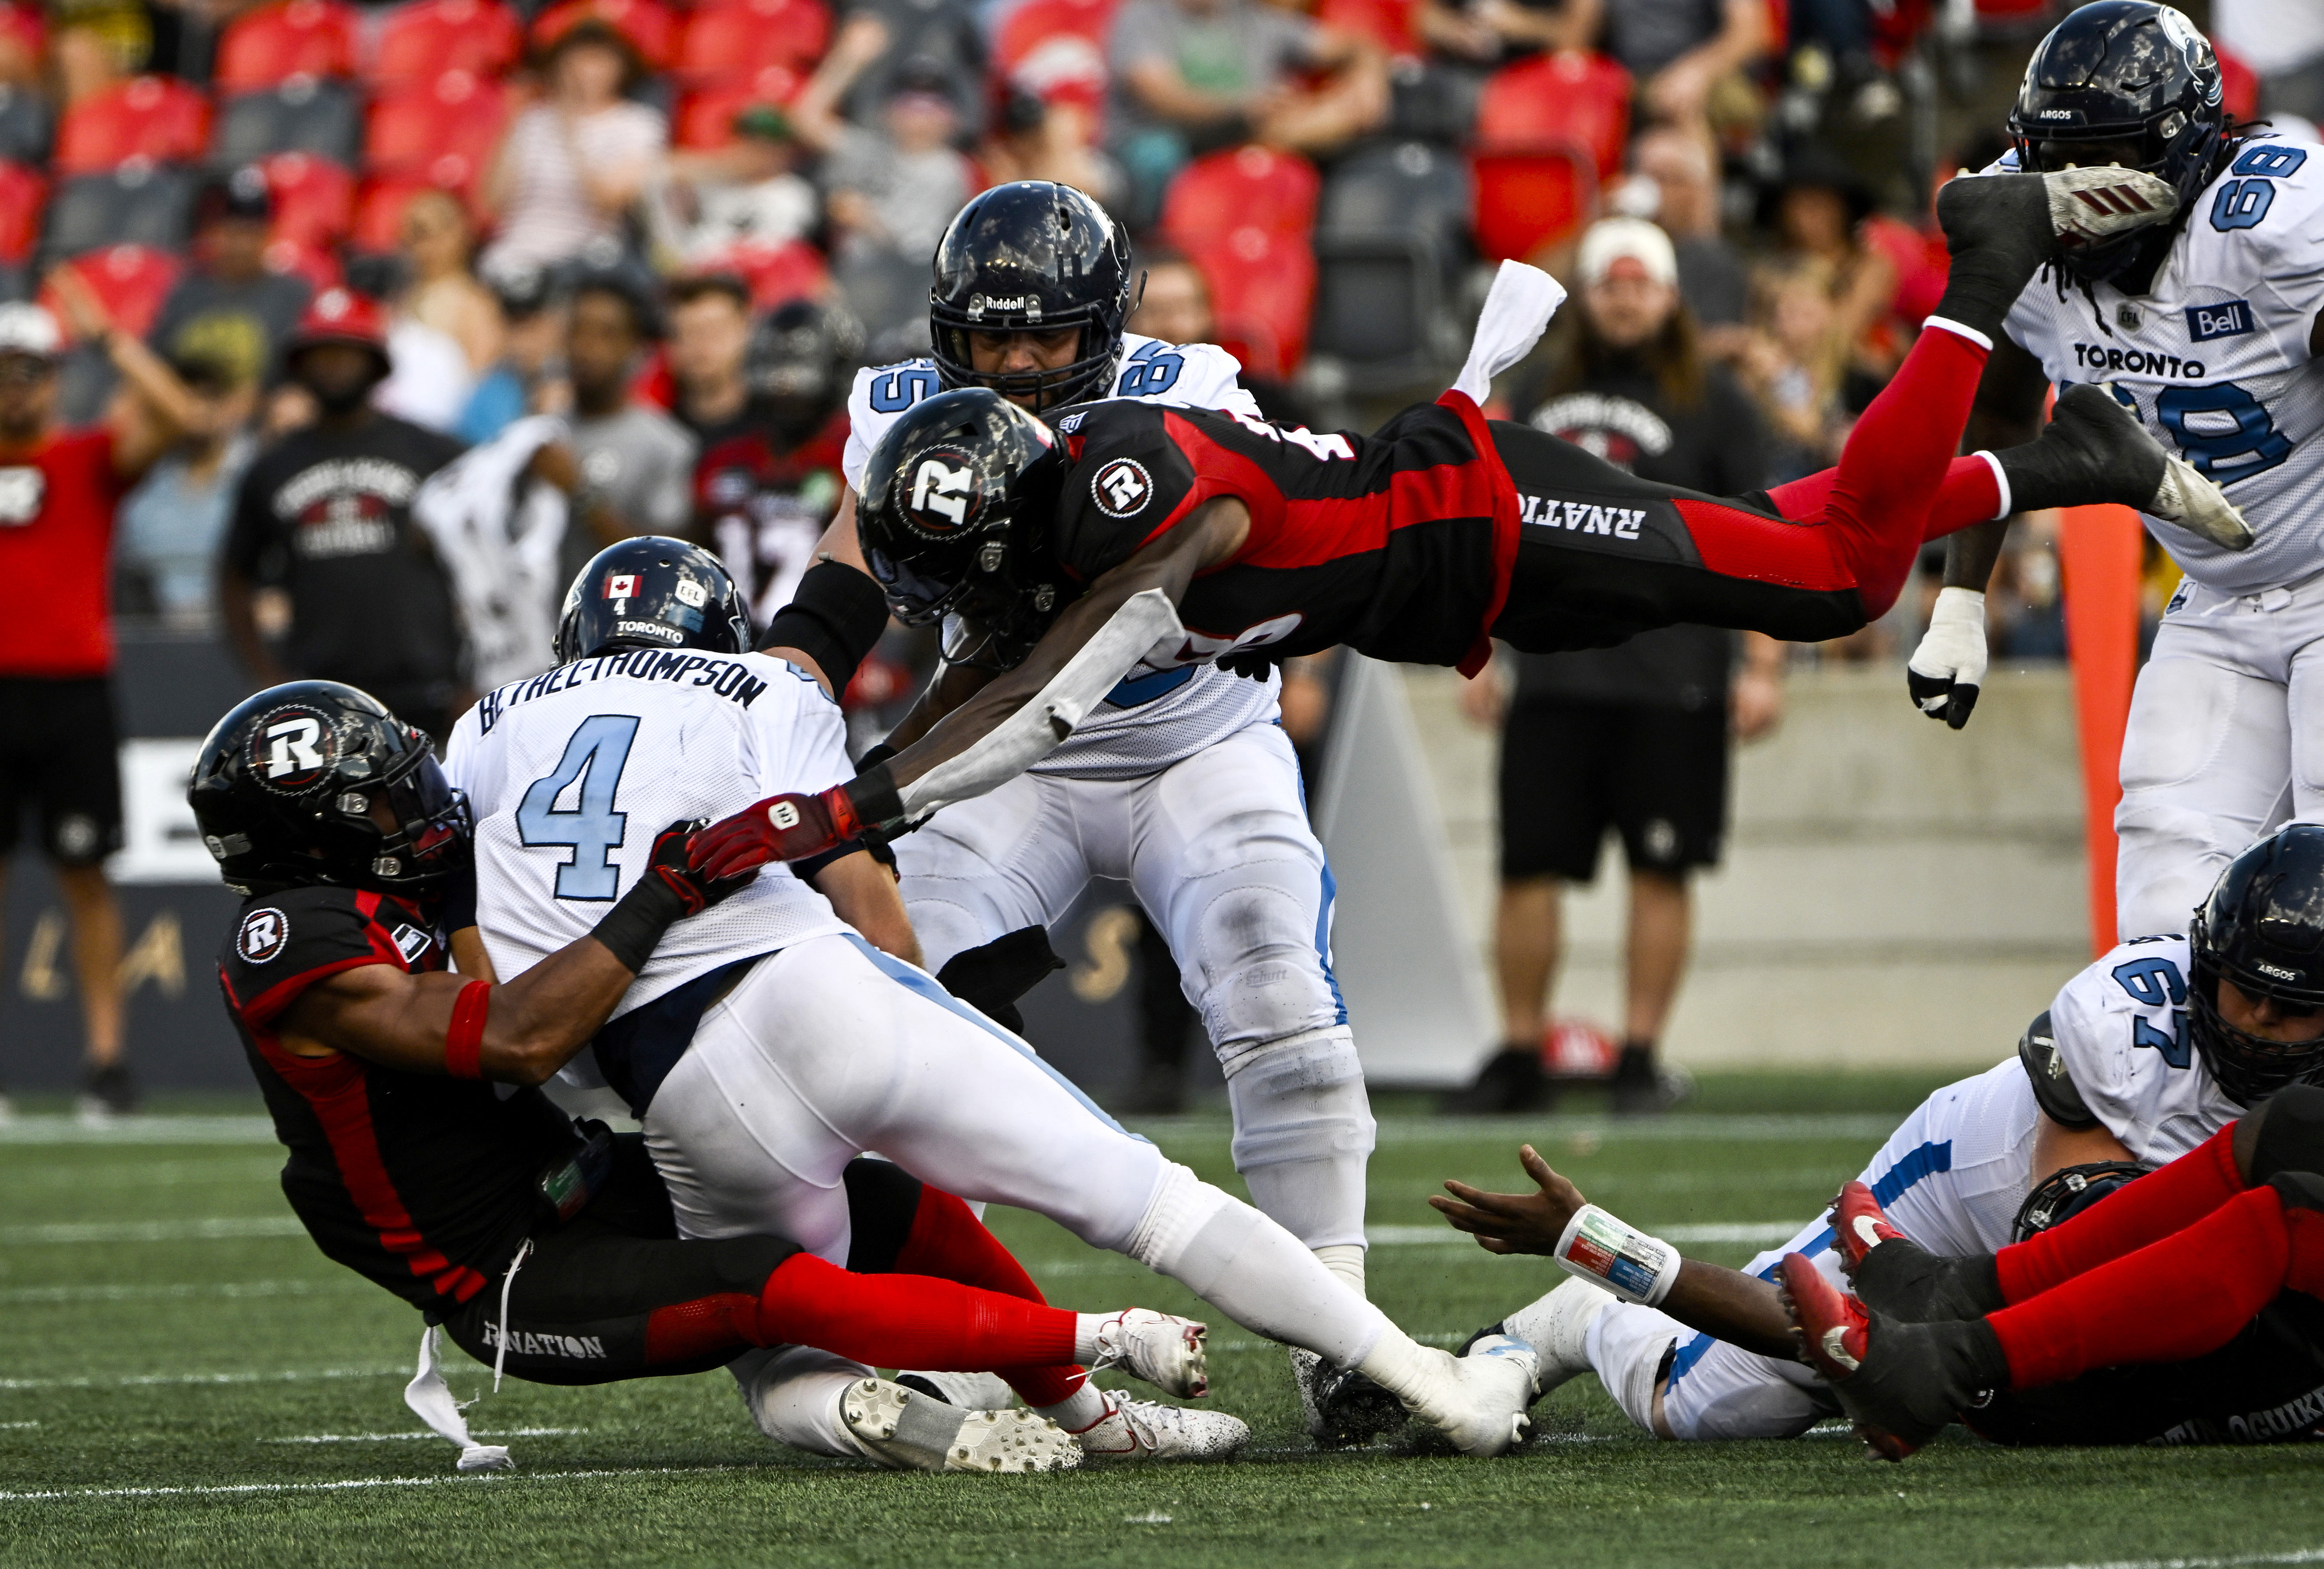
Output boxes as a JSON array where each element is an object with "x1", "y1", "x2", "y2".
[
  {"x1": 892, "y1": 722, "x2": 1375, "y2": 1255},
  {"x1": 2115, "y1": 574, "x2": 2324, "y2": 940}
]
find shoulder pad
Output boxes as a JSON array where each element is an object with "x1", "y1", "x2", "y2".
[
  {"x1": 220, "y1": 884, "x2": 414, "y2": 1026},
  {"x1": 2018, "y1": 1008, "x2": 2101, "y2": 1130}
]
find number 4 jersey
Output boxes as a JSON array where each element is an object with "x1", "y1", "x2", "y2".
[
  {"x1": 1997, "y1": 138, "x2": 2324, "y2": 595},
  {"x1": 2031, "y1": 933, "x2": 2244, "y2": 1165},
  {"x1": 443, "y1": 648, "x2": 853, "y2": 1013}
]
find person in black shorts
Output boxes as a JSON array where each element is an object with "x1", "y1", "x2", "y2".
[{"x1": 1447, "y1": 218, "x2": 1785, "y2": 1117}]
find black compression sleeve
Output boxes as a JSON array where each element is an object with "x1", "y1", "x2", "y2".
[
  {"x1": 759, "y1": 560, "x2": 890, "y2": 693},
  {"x1": 588, "y1": 872, "x2": 687, "y2": 973}
]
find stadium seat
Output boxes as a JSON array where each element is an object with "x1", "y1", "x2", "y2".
[
  {"x1": 675, "y1": 0, "x2": 829, "y2": 86},
  {"x1": 1310, "y1": 140, "x2": 1470, "y2": 386},
  {"x1": 262, "y1": 235, "x2": 342, "y2": 293},
  {"x1": 530, "y1": 0, "x2": 677, "y2": 71},
  {"x1": 995, "y1": 0, "x2": 1115, "y2": 105},
  {"x1": 1385, "y1": 57, "x2": 1480, "y2": 144},
  {"x1": 349, "y1": 174, "x2": 482, "y2": 253},
  {"x1": 1195, "y1": 225, "x2": 1315, "y2": 382},
  {"x1": 1318, "y1": 137, "x2": 1469, "y2": 268},
  {"x1": 54, "y1": 76, "x2": 211, "y2": 176},
  {"x1": 1317, "y1": 0, "x2": 1421, "y2": 59},
  {"x1": 674, "y1": 67, "x2": 805, "y2": 149},
  {"x1": 1469, "y1": 145, "x2": 1595, "y2": 262},
  {"x1": 369, "y1": 0, "x2": 523, "y2": 87},
  {"x1": 1160, "y1": 145, "x2": 1320, "y2": 245},
  {"x1": 212, "y1": 77, "x2": 362, "y2": 169},
  {"x1": 1472, "y1": 50, "x2": 1630, "y2": 182},
  {"x1": 258, "y1": 151, "x2": 355, "y2": 248},
  {"x1": 39, "y1": 244, "x2": 183, "y2": 341},
  {"x1": 696, "y1": 238, "x2": 829, "y2": 309},
  {"x1": 0, "y1": 159, "x2": 44, "y2": 265},
  {"x1": 213, "y1": 0, "x2": 360, "y2": 92},
  {"x1": 364, "y1": 72, "x2": 509, "y2": 194},
  {"x1": 40, "y1": 162, "x2": 197, "y2": 264},
  {"x1": 0, "y1": 82, "x2": 47, "y2": 166}
]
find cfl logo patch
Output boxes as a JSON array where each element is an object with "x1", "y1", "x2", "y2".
[{"x1": 770, "y1": 801, "x2": 802, "y2": 830}]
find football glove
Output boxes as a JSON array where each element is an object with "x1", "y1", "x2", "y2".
[
  {"x1": 1905, "y1": 587, "x2": 1988, "y2": 731},
  {"x1": 688, "y1": 769, "x2": 906, "y2": 880},
  {"x1": 643, "y1": 818, "x2": 756, "y2": 915}
]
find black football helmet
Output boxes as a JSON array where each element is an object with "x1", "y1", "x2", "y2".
[
  {"x1": 554, "y1": 536, "x2": 753, "y2": 665},
  {"x1": 2011, "y1": 1161, "x2": 2147, "y2": 1242},
  {"x1": 746, "y1": 298, "x2": 865, "y2": 440},
  {"x1": 2187, "y1": 825, "x2": 2324, "y2": 1105},
  {"x1": 929, "y1": 181, "x2": 1133, "y2": 413},
  {"x1": 856, "y1": 387, "x2": 1069, "y2": 671},
  {"x1": 189, "y1": 681, "x2": 470, "y2": 896},
  {"x1": 2008, "y1": 2, "x2": 2229, "y2": 283}
]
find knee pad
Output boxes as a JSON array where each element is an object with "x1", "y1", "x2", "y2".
[
  {"x1": 2248, "y1": 1084, "x2": 2324, "y2": 1187},
  {"x1": 1222, "y1": 1026, "x2": 1376, "y2": 1173},
  {"x1": 1182, "y1": 879, "x2": 1341, "y2": 1051}
]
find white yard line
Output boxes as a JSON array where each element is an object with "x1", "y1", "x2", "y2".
[
  {"x1": 0, "y1": 1366, "x2": 404, "y2": 1392},
  {"x1": 0, "y1": 1465, "x2": 745, "y2": 1503},
  {"x1": 0, "y1": 1279, "x2": 355, "y2": 1304},
  {"x1": 1365, "y1": 1221, "x2": 1803, "y2": 1247},
  {"x1": 1997, "y1": 1552, "x2": 2324, "y2": 1569},
  {"x1": 1, "y1": 1217, "x2": 306, "y2": 1244},
  {"x1": 263, "y1": 1429, "x2": 586, "y2": 1445},
  {"x1": 0, "y1": 1117, "x2": 277, "y2": 1146}
]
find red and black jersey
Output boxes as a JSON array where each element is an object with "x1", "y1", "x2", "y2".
[
  {"x1": 1049, "y1": 393, "x2": 1519, "y2": 674},
  {"x1": 217, "y1": 884, "x2": 575, "y2": 1317},
  {"x1": 693, "y1": 408, "x2": 850, "y2": 627}
]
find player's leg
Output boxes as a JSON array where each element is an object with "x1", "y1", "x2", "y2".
[
  {"x1": 2114, "y1": 594, "x2": 2290, "y2": 939},
  {"x1": 891, "y1": 769, "x2": 1092, "y2": 974}
]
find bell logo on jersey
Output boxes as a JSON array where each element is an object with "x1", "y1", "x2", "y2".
[
  {"x1": 0, "y1": 465, "x2": 43, "y2": 524},
  {"x1": 248, "y1": 705, "x2": 336, "y2": 793},
  {"x1": 237, "y1": 907, "x2": 290, "y2": 963},
  {"x1": 905, "y1": 449, "x2": 978, "y2": 535},
  {"x1": 2186, "y1": 300, "x2": 2255, "y2": 342},
  {"x1": 1093, "y1": 458, "x2": 1153, "y2": 518},
  {"x1": 604, "y1": 573, "x2": 639, "y2": 600}
]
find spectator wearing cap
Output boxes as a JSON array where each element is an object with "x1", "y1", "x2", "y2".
[
  {"x1": 561, "y1": 270, "x2": 695, "y2": 588},
  {"x1": 1447, "y1": 217, "x2": 1783, "y2": 1118},
  {"x1": 397, "y1": 189, "x2": 506, "y2": 379},
  {"x1": 790, "y1": 18, "x2": 975, "y2": 271},
  {"x1": 0, "y1": 286, "x2": 200, "y2": 1119},
  {"x1": 1107, "y1": 0, "x2": 1387, "y2": 224},
  {"x1": 220, "y1": 290, "x2": 470, "y2": 740},
  {"x1": 481, "y1": 20, "x2": 669, "y2": 276},
  {"x1": 146, "y1": 166, "x2": 313, "y2": 396},
  {"x1": 456, "y1": 267, "x2": 570, "y2": 445},
  {"x1": 648, "y1": 105, "x2": 820, "y2": 268},
  {"x1": 116, "y1": 351, "x2": 257, "y2": 627}
]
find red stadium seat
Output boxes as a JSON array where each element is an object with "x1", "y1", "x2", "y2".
[
  {"x1": 364, "y1": 71, "x2": 509, "y2": 192},
  {"x1": 674, "y1": 67, "x2": 805, "y2": 149},
  {"x1": 692, "y1": 239, "x2": 829, "y2": 309},
  {"x1": 1189, "y1": 225, "x2": 1314, "y2": 381},
  {"x1": 531, "y1": 0, "x2": 677, "y2": 71},
  {"x1": 994, "y1": 0, "x2": 1117, "y2": 100},
  {"x1": 214, "y1": 0, "x2": 359, "y2": 92},
  {"x1": 675, "y1": 0, "x2": 829, "y2": 86},
  {"x1": 262, "y1": 235, "x2": 343, "y2": 293},
  {"x1": 0, "y1": 160, "x2": 44, "y2": 264},
  {"x1": 259, "y1": 151, "x2": 355, "y2": 248},
  {"x1": 39, "y1": 244, "x2": 182, "y2": 341},
  {"x1": 1160, "y1": 145, "x2": 1320, "y2": 244},
  {"x1": 54, "y1": 76, "x2": 212, "y2": 176},
  {"x1": 349, "y1": 174, "x2": 481, "y2": 252},
  {"x1": 1316, "y1": 0, "x2": 1421, "y2": 59},
  {"x1": 369, "y1": 0, "x2": 523, "y2": 87},
  {"x1": 1469, "y1": 146, "x2": 1595, "y2": 262},
  {"x1": 1473, "y1": 50, "x2": 1630, "y2": 182}
]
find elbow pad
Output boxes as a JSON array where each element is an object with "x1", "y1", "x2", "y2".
[
  {"x1": 2017, "y1": 1009, "x2": 2100, "y2": 1130},
  {"x1": 759, "y1": 560, "x2": 891, "y2": 694},
  {"x1": 897, "y1": 589, "x2": 1184, "y2": 818}
]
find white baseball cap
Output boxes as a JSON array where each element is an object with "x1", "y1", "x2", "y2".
[
  {"x1": 1576, "y1": 218, "x2": 1679, "y2": 289},
  {"x1": 0, "y1": 302, "x2": 61, "y2": 358}
]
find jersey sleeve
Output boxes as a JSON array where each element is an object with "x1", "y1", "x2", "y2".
[
  {"x1": 2243, "y1": 143, "x2": 2324, "y2": 363},
  {"x1": 2047, "y1": 937, "x2": 2197, "y2": 1158},
  {"x1": 841, "y1": 360, "x2": 943, "y2": 492},
  {"x1": 842, "y1": 366, "x2": 881, "y2": 493},
  {"x1": 740, "y1": 655, "x2": 853, "y2": 798},
  {"x1": 1050, "y1": 405, "x2": 1204, "y2": 581},
  {"x1": 219, "y1": 885, "x2": 410, "y2": 1029}
]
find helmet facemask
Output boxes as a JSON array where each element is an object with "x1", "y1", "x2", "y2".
[
  {"x1": 931, "y1": 317, "x2": 1116, "y2": 413},
  {"x1": 2187, "y1": 951, "x2": 2324, "y2": 1106}
]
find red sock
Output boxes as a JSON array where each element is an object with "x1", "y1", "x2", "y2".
[
  {"x1": 1988, "y1": 1184, "x2": 2289, "y2": 1388},
  {"x1": 1995, "y1": 1126, "x2": 2245, "y2": 1304},
  {"x1": 892, "y1": 1185, "x2": 1086, "y2": 1409},
  {"x1": 750, "y1": 1253, "x2": 1080, "y2": 1373},
  {"x1": 1767, "y1": 455, "x2": 2002, "y2": 543}
]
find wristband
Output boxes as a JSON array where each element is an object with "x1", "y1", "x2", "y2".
[
  {"x1": 444, "y1": 980, "x2": 491, "y2": 1078},
  {"x1": 841, "y1": 764, "x2": 906, "y2": 836},
  {"x1": 589, "y1": 869, "x2": 687, "y2": 973},
  {"x1": 760, "y1": 560, "x2": 891, "y2": 694},
  {"x1": 1552, "y1": 1203, "x2": 1681, "y2": 1306}
]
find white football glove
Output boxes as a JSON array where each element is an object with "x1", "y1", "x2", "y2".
[{"x1": 1906, "y1": 586, "x2": 1988, "y2": 730}]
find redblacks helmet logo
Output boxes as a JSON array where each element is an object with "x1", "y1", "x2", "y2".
[
  {"x1": 901, "y1": 447, "x2": 981, "y2": 537},
  {"x1": 246, "y1": 704, "x2": 337, "y2": 794}
]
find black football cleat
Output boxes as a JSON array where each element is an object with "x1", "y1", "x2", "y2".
[
  {"x1": 1996, "y1": 383, "x2": 2251, "y2": 550},
  {"x1": 1778, "y1": 1253, "x2": 2008, "y2": 1462},
  {"x1": 1441, "y1": 1047, "x2": 1556, "y2": 1115},
  {"x1": 1827, "y1": 1182, "x2": 2005, "y2": 1324}
]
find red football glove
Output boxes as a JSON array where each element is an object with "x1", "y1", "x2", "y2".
[
  {"x1": 642, "y1": 819, "x2": 756, "y2": 915},
  {"x1": 688, "y1": 785, "x2": 864, "y2": 880}
]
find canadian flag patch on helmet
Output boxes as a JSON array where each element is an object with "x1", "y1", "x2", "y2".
[{"x1": 605, "y1": 573, "x2": 639, "y2": 599}]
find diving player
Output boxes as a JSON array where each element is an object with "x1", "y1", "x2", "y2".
[
  {"x1": 444, "y1": 535, "x2": 1544, "y2": 1463},
  {"x1": 1904, "y1": 2, "x2": 2324, "y2": 941},
  {"x1": 1433, "y1": 825, "x2": 2324, "y2": 1449}
]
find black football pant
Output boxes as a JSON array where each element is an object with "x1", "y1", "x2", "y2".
[{"x1": 437, "y1": 1137, "x2": 924, "y2": 1385}]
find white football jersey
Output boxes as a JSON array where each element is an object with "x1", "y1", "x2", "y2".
[
  {"x1": 443, "y1": 648, "x2": 853, "y2": 1016},
  {"x1": 2043, "y1": 933, "x2": 2246, "y2": 1165},
  {"x1": 1995, "y1": 140, "x2": 2324, "y2": 595},
  {"x1": 843, "y1": 332, "x2": 1280, "y2": 781}
]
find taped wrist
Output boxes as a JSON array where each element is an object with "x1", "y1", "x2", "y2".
[
  {"x1": 590, "y1": 870, "x2": 688, "y2": 973},
  {"x1": 841, "y1": 765, "x2": 906, "y2": 836},
  {"x1": 760, "y1": 561, "x2": 890, "y2": 693},
  {"x1": 1553, "y1": 1204, "x2": 1681, "y2": 1306}
]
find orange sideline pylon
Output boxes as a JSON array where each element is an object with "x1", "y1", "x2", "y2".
[{"x1": 2056, "y1": 503, "x2": 2145, "y2": 956}]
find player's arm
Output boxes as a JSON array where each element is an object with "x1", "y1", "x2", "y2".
[
  {"x1": 1908, "y1": 335, "x2": 2050, "y2": 729},
  {"x1": 2029, "y1": 1110, "x2": 2135, "y2": 1185},
  {"x1": 759, "y1": 487, "x2": 892, "y2": 700},
  {"x1": 690, "y1": 501, "x2": 1249, "y2": 872},
  {"x1": 805, "y1": 849, "x2": 922, "y2": 966},
  {"x1": 883, "y1": 654, "x2": 998, "y2": 753}
]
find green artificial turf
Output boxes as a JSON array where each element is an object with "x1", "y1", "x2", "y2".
[{"x1": 4, "y1": 1072, "x2": 2319, "y2": 1568}]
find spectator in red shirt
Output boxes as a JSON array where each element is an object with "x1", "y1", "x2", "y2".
[{"x1": 0, "y1": 283, "x2": 198, "y2": 1118}]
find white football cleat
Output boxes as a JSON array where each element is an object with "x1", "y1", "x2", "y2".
[
  {"x1": 2149, "y1": 452, "x2": 2255, "y2": 550},
  {"x1": 895, "y1": 1370, "x2": 1017, "y2": 1409},
  {"x1": 839, "y1": 1377, "x2": 1080, "y2": 1473},
  {"x1": 1069, "y1": 1390, "x2": 1250, "y2": 1461},
  {"x1": 2041, "y1": 166, "x2": 2179, "y2": 247},
  {"x1": 1494, "y1": 1277, "x2": 1616, "y2": 1403},
  {"x1": 1087, "y1": 1308, "x2": 1209, "y2": 1398},
  {"x1": 1398, "y1": 1334, "x2": 1539, "y2": 1457}
]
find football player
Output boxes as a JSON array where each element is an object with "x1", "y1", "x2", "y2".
[
  {"x1": 1434, "y1": 825, "x2": 2324, "y2": 1449},
  {"x1": 1905, "y1": 2, "x2": 2324, "y2": 941},
  {"x1": 443, "y1": 536, "x2": 1544, "y2": 1463},
  {"x1": 763, "y1": 179, "x2": 1397, "y2": 1440},
  {"x1": 193, "y1": 679, "x2": 1214, "y2": 1475}
]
